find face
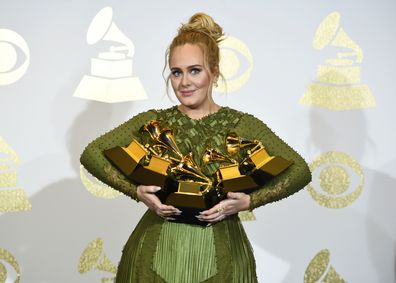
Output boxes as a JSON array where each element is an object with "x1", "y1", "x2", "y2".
[{"x1": 169, "y1": 44, "x2": 216, "y2": 110}]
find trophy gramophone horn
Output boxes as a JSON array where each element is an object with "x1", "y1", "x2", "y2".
[
  {"x1": 202, "y1": 147, "x2": 237, "y2": 164},
  {"x1": 225, "y1": 132, "x2": 261, "y2": 155},
  {"x1": 171, "y1": 153, "x2": 211, "y2": 184},
  {"x1": 140, "y1": 120, "x2": 183, "y2": 160},
  {"x1": 158, "y1": 129, "x2": 184, "y2": 159},
  {"x1": 140, "y1": 120, "x2": 162, "y2": 141},
  {"x1": 78, "y1": 238, "x2": 117, "y2": 275}
]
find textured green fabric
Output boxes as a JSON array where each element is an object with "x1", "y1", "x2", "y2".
[
  {"x1": 152, "y1": 222, "x2": 217, "y2": 282},
  {"x1": 80, "y1": 106, "x2": 311, "y2": 282},
  {"x1": 80, "y1": 109, "x2": 157, "y2": 200},
  {"x1": 233, "y1": 113, "x2": 312, "y2": 210}
]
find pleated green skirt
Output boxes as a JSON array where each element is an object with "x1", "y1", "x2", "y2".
[{"x1": 115, "y1": 210, "x2": 257, "y2": 283}]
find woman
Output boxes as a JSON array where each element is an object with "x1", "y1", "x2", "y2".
[{"x1": 80, "y1": 12, "x2": 311, "y2": 283}]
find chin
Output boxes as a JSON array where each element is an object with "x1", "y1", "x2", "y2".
[{"x1": 177, "y1": 97, "x2": 199, "y2": 107}]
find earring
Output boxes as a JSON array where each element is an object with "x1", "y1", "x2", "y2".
[{"x1": 213, "y1": 80, "x2": 218, "y2": 88}]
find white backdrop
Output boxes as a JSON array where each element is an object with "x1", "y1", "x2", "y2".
[{"x1": 1, "y1": 1, "x2": 395, "y2": 282}]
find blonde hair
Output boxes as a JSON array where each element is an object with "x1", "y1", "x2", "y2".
[{"x1": 164, "y1": 13, "x2": 225, "y2": 95}]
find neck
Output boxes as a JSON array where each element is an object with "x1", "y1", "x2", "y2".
[{"x1": 178, "y1": 103, "x2": 221, "y2": 120}]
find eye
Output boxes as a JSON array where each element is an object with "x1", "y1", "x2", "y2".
[
  {"x1": 190, "y1": 68, "x2": 201, "y2": 75},
  {"x1": 171, "y1": 69, "x2": 181, "y2": 77}
]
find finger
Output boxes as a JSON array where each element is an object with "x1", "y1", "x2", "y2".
[
  {"x1": 204, "y1": 213, "x2": 226, "y2": 223},
  {"x1": 200, "y1": 203, "x2": 226, "y2": 216},
  {"x1": 156, "y1": 210, "x2": 174, "y2": 220},
  {"x1": 161, "y1": 213, "x2": 176, "y2": 219},
  {"x1": 146, "y1": 186, "x2": 162, "y2": 193},
  {"x1": 227, "y1": 192, "x2": 242, "y2": 199},
  {"x1": 159, "y1": 204, "x2": 182, "y2": 213},
  {"x1": 161, "y1": 209, "x2": 181, "y2": 217},
  {"x1": 197, "y1": 211, "x2": 224, "y2": 222}
]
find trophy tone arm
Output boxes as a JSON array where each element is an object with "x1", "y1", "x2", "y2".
[
  {"x1": 234, "y1": 114, "x2": 312, "y2": 211},
  {"x1": 80, "y1": 110, "x2": 158, "y2": 200}
]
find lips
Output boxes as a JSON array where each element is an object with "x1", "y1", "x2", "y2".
[{"x1": 180, "y1": 90, "x2": 195, "y2": 97}]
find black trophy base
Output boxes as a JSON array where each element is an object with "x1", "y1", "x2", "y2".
[
  {"x1": 157, "y1": 188, "x2": 223, "y2": 226},
  {"x1": 169, "y1": 206, "x2": 209, "y2": 226}
]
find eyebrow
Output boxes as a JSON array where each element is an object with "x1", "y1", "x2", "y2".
[{"x1": 170, "y1": 64, "x2": 203, "y2": 70}]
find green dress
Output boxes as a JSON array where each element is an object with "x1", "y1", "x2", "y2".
[{"x1": 80, "y1": 106, "x2": 311, "y2": 283}]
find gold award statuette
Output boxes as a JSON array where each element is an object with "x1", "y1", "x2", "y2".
[
  {"x1": 247, "y1": 146, "x2": 293, "y2": 184},
  {"x1": 104, "y1": 121, "x2": 173, "y2": 189},
  {"x1": 202, "y1": 146, "x2": 257, "y2": 193},
  {"x1": 104, "y1": 139, "x2": 147, "y2": 176},
  {"x1": 166, "y1": 152, "x2": 215, "y2": 210},
  {"x1": 104, "y1": 120, "x2": 220, "y2": 222},
  {"x1": 139, "y1": 121, "x2": 220, "y2": 225},
  {"x1": 103, "y1": 122, "x2": 292, "y2": 226},
  {"x1": 104, "y1": 139, "x2": 172, "y2": 188},
  {"x1": 207, "y1": 133, "x2": 293, "y2": 194}
]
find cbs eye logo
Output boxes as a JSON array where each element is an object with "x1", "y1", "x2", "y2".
[
  {"x1": 0, "y1": 248, "x2": 21, "y2": 283},
  {"x1": 0, "y1": 29, "x2": 30, "y2": 86},
  {"x1": 307, "y1": 151, "x2": 364, "y2": 208},
  {"x1": 216, "y1": 36, "x2": 253, "y2": 93}
]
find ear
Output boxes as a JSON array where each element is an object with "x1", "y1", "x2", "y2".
[{"x1": 211, "y1": 65, "x2": 220, "y2": 81}]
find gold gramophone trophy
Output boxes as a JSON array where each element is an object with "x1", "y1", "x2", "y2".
[
  {"x1": 104, "y1": 120, "x2": 174, "y2": 191},
  {"x1": 104, "y1": 120, "x2": 222, "y2": 225},
  {"x1": 204, "y1": 132, "x2": 293, "y2": 194},
  {"x1": 202, "y1": 146, "x2": 256, "y2": 193},
  {"x1": 230, "y1": 133, "x2": 294, "y2": 185},
  {"x1": 104, "y1": 121, "x2": 293, "y2": 225}
]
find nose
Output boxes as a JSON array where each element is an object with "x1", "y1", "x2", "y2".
[{"x1": 180, "y1": 73, "x2": 191, "y2": 88}]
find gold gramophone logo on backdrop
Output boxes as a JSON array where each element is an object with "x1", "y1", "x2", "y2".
[
  {"x1": 78, "y1": 238, "x2": 117, "y2": 283},
  {"x1": 73, "y1": 6, "x2": 147, "y2": 103},
  {"x1": 215, "y1": 36, "x2": 253, "y2": 93},
  {"x1": 307, "y1": 151, "x2": 364, "y2": 208},
  {"x1": 0, "y1": 248, "x2": 21, "y2": 283},
  {"x1": 80, "y1": 165, "x2": 121, "y2": 199},
  {"x1": 304, "y1": 249, "x2": 346, "y2": 283},
  {"x1": 0, "y1": 137, "x2": 31, "y2": 212},
  {"x1": 0, "y1": 28, "x2": 30, "y2": 86},
  {"x1": 300, "y1": 11, "x2": 376, "y2": 110}
]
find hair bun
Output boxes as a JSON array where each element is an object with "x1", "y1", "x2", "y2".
[{"x1": 179, "y1": 12, "x2": 224, "y2": 43}]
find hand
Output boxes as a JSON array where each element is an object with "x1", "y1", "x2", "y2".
[
  {"x1": 196, "y1": 192, "x2": 250, "y2": 224},
  {"x1": 137, "y1": 185, "x2": 181, "y2": 220}
]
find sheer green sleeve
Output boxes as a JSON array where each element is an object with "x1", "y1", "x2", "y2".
[
  {"x1": 80, "y1": 110, "x2": 157, "y2": 200},
  {"x1": 234, "y1": 114, "x2": 312, "y2": 211}
]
